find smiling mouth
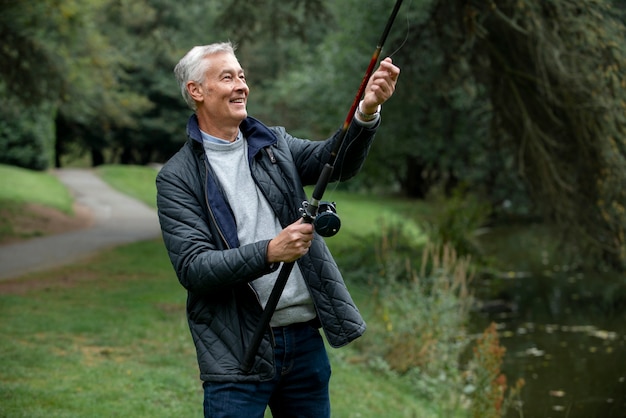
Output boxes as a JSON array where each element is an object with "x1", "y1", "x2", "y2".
[{"x1": 230, "y1": 98, "x2": 246, "y2": 104}]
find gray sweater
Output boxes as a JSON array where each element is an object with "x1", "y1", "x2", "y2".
[{"x1": 202, "y1": 132, "x2": 316, "y2": 327}]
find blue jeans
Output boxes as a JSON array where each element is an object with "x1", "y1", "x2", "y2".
[{"x1": 203, "y1": 321, "x2": 331, "y2": 418}]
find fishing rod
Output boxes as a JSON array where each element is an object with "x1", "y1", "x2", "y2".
[{"x1": 242, "y1": 0, "x2": 405, "y2": 373}]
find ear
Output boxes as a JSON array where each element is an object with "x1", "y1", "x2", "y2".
[{"x1": 187, "y1": 81, "x2": 204, "y2": 103}]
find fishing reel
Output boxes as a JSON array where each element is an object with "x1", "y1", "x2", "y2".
[{"x1": 301, "y1": 200, "x2": 341, "y2": 237}]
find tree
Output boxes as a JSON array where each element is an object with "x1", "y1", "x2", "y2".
[
  {"x1": 0, "y1": 0, "x2": 68, "y2": 169},
  {"x1": 259, "y1": 0, "x2": 504, "y2": 200},
  {"x1": 440, "y1": 0, "x2": 626, "y2": 267},
  {"x1": 91, "y1": 0, "x2": 191, "y2": 165},
  {"x1": 261, "y1": 0, "x2": 626, "y2": 268},
  {"x1": 0, "y1": 0, "x2": 154, "y2": 168},
  {"x1": 53, "y1": 0, "x2": 160, "y2": 166},
  {"x1": 213, "y1": 0, "x2": 333, "y2": 132},
  {"x1": 0, "y1": 0, "x2": 65, "y2": 105}
]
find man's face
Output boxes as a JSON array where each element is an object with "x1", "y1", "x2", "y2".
[{"x1": 197, "y1": 52, "x2": 249, "y2": 128}]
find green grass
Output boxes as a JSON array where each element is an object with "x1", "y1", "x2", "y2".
[
  {"x1": 329, "y1": 347, "x2": 442, "y2": 418},
  {"x1": 0, "y1": 164, "x2": 73, "y2": 213},
  {"x1": 0, "y1": 164, "x2": 448, "y2": 417},
  {"x1": 0, "y1": 239, "x2": 442, "y2": 418},
  {"x1": 97, "y1": 164, "x2": 159, "y2": 209},
  {"x1": 306, "y1": 187, "x2": 432, "y2": 261},
  {"x1": 0, "y1": 240, "x2": 200, "y2": 418},
  {"x1": 0, "y1": 164, "x2": 76, "y2": 240}
]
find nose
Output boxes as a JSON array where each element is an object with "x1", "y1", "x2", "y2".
[{"x1": 236, "y1": 77, "x2": 249, "y2": 93}]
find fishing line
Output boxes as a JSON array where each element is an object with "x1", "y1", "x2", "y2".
[{"x1": 387, "y1": 0, "x2": 413, "y2": 58}]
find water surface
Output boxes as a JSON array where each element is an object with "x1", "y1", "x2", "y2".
[{"x1": 471, "y1": 271, "x2": 626, "y2": 417}]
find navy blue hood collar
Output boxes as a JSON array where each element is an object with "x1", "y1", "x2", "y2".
[{"x1": 186, "y1": 114, "x2": 278, "y2": 159}]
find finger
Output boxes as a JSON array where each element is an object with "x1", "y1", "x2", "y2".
[
  {"x1": 379, "y1": 60, "x2": 400, "y2": 81},
  {"x1": 369, "y1": 79, "x2": 393, "y2": 97},
  {"x1": 373, "y1": 70, "x2": 398, "y2": 88},
  {"x1": 298, "y1": 224, "x2": 314, "y2": 236}
]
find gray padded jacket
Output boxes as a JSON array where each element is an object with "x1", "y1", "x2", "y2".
[{"x1": 156, "y1": 114, "x2": 376, "y2": 382}]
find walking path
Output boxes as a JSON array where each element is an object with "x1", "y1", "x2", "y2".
[{"x1": 0, "y1": 169, "x2": 161, "y2": 280}]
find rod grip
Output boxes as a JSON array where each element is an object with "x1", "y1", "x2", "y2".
[
  {"x1": 241, "y1": 261, "x2": 296, "y2": 372},
  {"x1": 312, "y1": 163, "x2": 334, "y2": 203}
]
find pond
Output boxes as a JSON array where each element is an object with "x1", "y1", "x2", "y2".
[{"x1": 471, "y1": 270, "x2": 626, "y2": 417}]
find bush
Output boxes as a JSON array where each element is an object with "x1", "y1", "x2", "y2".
[
  {"x1": 348, "y1": 221, "x2": 524, "y2": 417},
  {"x1": 0, "y1": 97, "x2": 54, "y2": 171},
  {"x1": 424, "y1": 185, "x2": 492, "y2": 258},
  {"x1": 374, "y1": 243, "x2": 474, "y2": 410},
  {"x1": 348, "y1": 219, "x2": 474, "y2": 414}
]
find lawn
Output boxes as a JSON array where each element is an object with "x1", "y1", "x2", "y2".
[
  {"x1": 0, "y1": 164, "x2": 73, "y2": 213},
  {"x1": 0, "y1": 164, "x2": 447, "y2": 418}
]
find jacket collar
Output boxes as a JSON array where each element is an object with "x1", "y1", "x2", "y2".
[{"x1": 186, "y1": 114, "x2": 278, "y2": 162}]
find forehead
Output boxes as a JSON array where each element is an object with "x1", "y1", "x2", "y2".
[{"x1": 204, "y1": 52, "x2": 243, "y2": 74}]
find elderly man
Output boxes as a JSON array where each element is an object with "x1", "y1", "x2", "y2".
[{"x1": 156, "y1": 42, "x2": 399, "y2": 417}]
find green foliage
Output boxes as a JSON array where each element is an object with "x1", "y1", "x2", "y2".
[
  {"x1": 334, "y1": 212, "x2": 472, "y2": 414},
  {"x1": 92, "y1": 0, "x2": 208, "y2": 165},
  {"x1": 376, "y1": 0, "x2": 497, "y2": 199},
  {"x1": 368, "y1": 240, "x2": 474, "y2": 410},
  {"x1": 339, "y1": 214, "x2": 524, "y2": 416},
  {"x1": 0, "y1": 98, "x2": 55, "y2": 170},
  {"x1": 3, "y1": 0, "x2": 626, "y2": 270},
  {"x1": 53, "y1": 0, "x2": 162, "y2": 165},
  {"x1": 455, "y1": 0, "x2": 626, "y2": 268},
  {"x1": 222, "y1": 0, "x2": 330, "y2": 41},
  {"x1": 355, "y1": 228, "x2": 525, "y2": 416},
  {"x1": 0, "y1": 0, "x2": 66, "y2": 105},
  {"x1": 263, "y1": 0, "x2": 411, "y2": 136},
  {"x1": 424, "y1": 185, "x2": 492, "y2": 258}
]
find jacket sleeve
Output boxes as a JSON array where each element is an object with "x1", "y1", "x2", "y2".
[
  {"x1": 156, "y1": 160, "x2": 278, "y2": 295},
  {"x1": 278, "y1": 119, "x2": 379, "y2": 186}
]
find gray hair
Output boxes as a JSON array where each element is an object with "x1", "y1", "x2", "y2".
[{"x1": 174, "y1": 42, "x2": 237, "y2": 110}]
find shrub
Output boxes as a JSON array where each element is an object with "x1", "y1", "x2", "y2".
[
  {"x1": 424, "y1": 185, "x2": 492, "y2": 258},
  {"x1": 0, "y1": 98, "x2": 54, "y2": 171},
  {"x1": 355, "y1": 221, "x2": 524, "y2": 416},
  {"x1": 464, "y1": 322, "x2": 525, "y2": 418},
  {"x1": 360, "y1": 222, "x2": 475, "y2": 413}
]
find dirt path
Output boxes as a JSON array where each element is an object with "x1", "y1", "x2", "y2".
[{"x1": 0, "y1": 169, "x2": 161, "y2": 281}]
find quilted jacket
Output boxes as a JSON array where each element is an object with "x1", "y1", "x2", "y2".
[{"x1": 156, "y1": 114, "x2": 377, "y2": 382}]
